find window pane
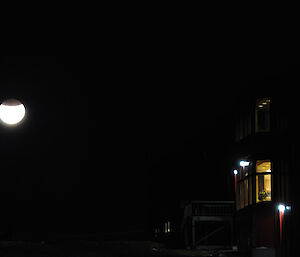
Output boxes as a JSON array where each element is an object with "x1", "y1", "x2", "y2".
[
  {"x1": 256, "y1": 174, "x2": 272, "y2": 203},
  {"x1": 244, "y1": 179, "x2": 248, "y2": 207},
  {"x1": 255, "y1": 98, "x2": 271, "y2": 132},
  {"x1": 239, "y1": 166, "x2": 250, "y2": 179},
  {"x1": 249, "y1": 177, "x2": 252, "y2": 205},
  {"x1": 236, "y1": 183, "x2": 240, "y2": 210},
  {"x1": 240, "y1": 181, "x2": 245, "y2": 209},
  {"x1": 256, "y1": 160, "x2": 271, "y2": 173},
  {"x1": 247, "y1": 114, "x2": 251, "y2": 136}
]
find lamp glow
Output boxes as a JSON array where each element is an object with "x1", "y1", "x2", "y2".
[
  {"x1": 233, "y1": 169, "x2": 238, "y2": 193},
  {"x1": 0, "y1": 99, "x2": 26, "y2": 125},
  {"x1": 239, "y1": 161, "x2": 250, "y2": 167},
  {"x1": 278, "y1": 204, "x2": 286, "y2": 213},
  {"x1": 278, "y1": 203, "x2": 285, "y2": 249}
]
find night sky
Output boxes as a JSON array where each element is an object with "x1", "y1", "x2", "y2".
[{"x1": 0, "y1": 53, "x2": 288, "y2": 240}]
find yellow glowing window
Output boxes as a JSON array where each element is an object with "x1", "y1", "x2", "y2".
[
  {"x1": 256, "y1": 174, "x2": 272, "y2": 202},
  {"x1": 256, "y1": 160, "x2": 271, "y2": 173}
]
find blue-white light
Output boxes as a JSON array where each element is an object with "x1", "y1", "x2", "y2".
[
  {"x1": 233, "y1": 170, "x2": 238, "y2": 175},
  {"x1": 239, "y1": 161, "x2": 250, "y2": 167},
  {"x1": 278, "y1": 204, "x2": 286, "y2": 213}
]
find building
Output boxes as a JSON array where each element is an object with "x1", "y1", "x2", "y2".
[{"x1": 232, "y1": 82, "x2": 296, "y2": 257}]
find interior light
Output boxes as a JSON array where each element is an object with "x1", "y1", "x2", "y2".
[{"x1": 267, "y1": 169, "x2": 271, "y2": 172}]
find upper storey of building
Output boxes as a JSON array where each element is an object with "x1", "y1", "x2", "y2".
[
  {"x1": 232, "y1": 79, "x2": 300, "y2": 160},
  {"x1": 235, "y1": 96, "x2": 271, "y2": 142}
]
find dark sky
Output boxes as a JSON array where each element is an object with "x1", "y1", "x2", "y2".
[{"x1": 0, "y1": 53, "x2": 289, "y2": 239}]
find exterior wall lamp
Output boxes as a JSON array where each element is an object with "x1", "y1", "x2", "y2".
[
  {"x1": 278, "y1": 203, "x2": 291, "y2": 255},
  {"x1": 233, "y1": 170, "x2": 238, "y2": 193},
  {"x1": 278, "y1": 204, "x2": 286, "y2": 213},
  {"x1": 239, "y1": 161, "x2": 250, "y2": 167}
]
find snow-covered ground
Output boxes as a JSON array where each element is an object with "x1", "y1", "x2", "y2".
[{"x1": 0, "y1": 240, "x2": 242, "y2": 257}]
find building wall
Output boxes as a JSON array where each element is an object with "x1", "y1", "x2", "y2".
[
  {"x1": 233, "y1": 91, "x2": 292, "y2": 256},
  {"x1": 253, "y1": 203, "x2": 275, "y2": 248}
]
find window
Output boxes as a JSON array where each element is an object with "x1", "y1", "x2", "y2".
[
  {"x1": 237, "y1": 175, "x2": 250, "y2": 209},
  {"x1": 236, "y1": 184, "x2": 241, "y2": 210},
  {"x1": 236, "y1": 159, "x2": 272, "y2": 210},
  {"x1": 255, "y1": 98, "x2": 271, "y2": 132},
  {"x1": 256, "y1": 160, "x2": 272, "y2": 173},
  {"x1": 256, "y1": 160, "x2": 272, "y2": 203},
  {"x1": 164, "y1": 221, "x2": 171, "y2": 233},
  {"x1": 235, "y1": 113, "x2": 252, "y2": 141},
  {"x1": 236, "y1": 160, "x2": 252, "y2": 210},
  {"x1": 248, "y1": 177, "x2": 252, "y2": 205},
  {"x1": 239, "y1": 181, "x2": 245, "y2": 209},
  {"x1": 244, "y1": 179, "x2": 249, "y2": 207},
  {"x1": 256, "y1": 174, "x2": 272, "y2": 202}
]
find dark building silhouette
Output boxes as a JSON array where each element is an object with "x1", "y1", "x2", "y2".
[{"x1": 231, "y1": 78, "x2": 298, "y2": 256}]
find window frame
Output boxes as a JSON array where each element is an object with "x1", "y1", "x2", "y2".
[
  {"x1": 256, "y1": 173, "x2": 272, "y2": 203},
  {"x1": 255, "y1": 160, "x2": 272, "y2": 203},
  {"x1": 255, "y1": 98, "x2": 271, "y2": 133},
  {"x1": 236, "y1": 163, "x2": 253, "y2": 210},
  {"x1": 236, "y1": 159, "x2": 273, "y2": 210}
]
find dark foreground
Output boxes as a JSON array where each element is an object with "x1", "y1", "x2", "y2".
[{"x1": 0, "y1": 240, "x2": 242, "y2": 257}]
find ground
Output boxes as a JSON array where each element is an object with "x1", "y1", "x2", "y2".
[{"x1": 0, "y1": 240, "x2": 243, "y2": 257}]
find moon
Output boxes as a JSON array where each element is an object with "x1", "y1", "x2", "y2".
[{"x1": 0, "y1": 99, "x2": 26, "y2": 125}]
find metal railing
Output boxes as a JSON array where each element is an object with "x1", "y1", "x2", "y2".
[{"x1": 191, "y1": 201, "x2": 235, "y2": 217}]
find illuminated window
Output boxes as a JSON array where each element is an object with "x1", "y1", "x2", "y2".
[
  {"x1": 256, "y1": 160, "x2": 272, "y2": 203},
  {"x1": 164, "y1": 221, "x2": 171, "y2": 233},
  {"x1": 256, "y1": 160, "x2": 272, "y2": 202},
  {"x1": 255, "y1": 98, "x2": 271, "y2": 132},
  {"x1": 256, "y1": 160, "x2": 272, "y2": 173},
  {"x1": 236, "y1": 159, "x2": 272, "y2": 210},
  {"x1": 256, "y1": 174, "x2": 272, "y2": 202}
]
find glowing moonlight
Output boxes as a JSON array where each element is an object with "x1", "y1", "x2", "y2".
[{"x1": 0, "y1": 99, "x2": 26, "y2": 125}]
